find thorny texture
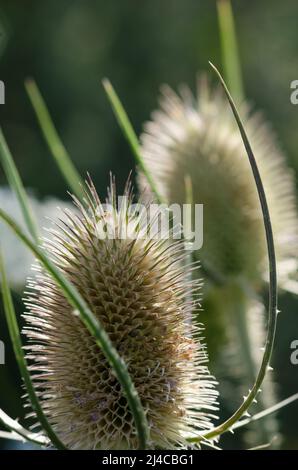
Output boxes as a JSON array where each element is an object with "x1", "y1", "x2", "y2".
[
  {"x1": 139, "y1": 78, "x2": 298, "y2": 292},
  {"x1": 23, "y1": 179, "x2": 218, "y2": 450}
]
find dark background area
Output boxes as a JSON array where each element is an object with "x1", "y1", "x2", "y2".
[{"x1": 0, "y1": 0, "x2": 297, "y2": 449}]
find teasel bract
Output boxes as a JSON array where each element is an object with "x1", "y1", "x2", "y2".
[
  {"x1": 138, "y1": 78, "x2": 298, "y2": 445},
  {"x1": 22, "y1": 177, "x2": 218, "y2": 450}
]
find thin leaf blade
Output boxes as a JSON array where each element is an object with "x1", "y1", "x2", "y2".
[
  {"x1": 102, "y1": 79, "x2": 164, "y2": 204},
  {"x1": 189, "y1": 63, "x2": 278, "y2": 443},
  {"x1": 0, "y1": 128, "x2": 39, "y2": 242},
  {"x1": 25, "y1": 79, "x2": 85, "y2": 201}
]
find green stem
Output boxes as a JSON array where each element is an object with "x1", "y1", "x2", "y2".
[
  {"x1": 0, "y1": 209, "x2": 150, "y2": 450},
  {"x1": 25, "y1": 79, "x2": 85, "y2": 201},
  {"x1": 0, "y1": 251, "x2": 67, "y2": 449},
  {"x1": 189, "y1": 63, "x2": 278, "y2": 443},
  {"x1": 0, "y1": 128, "x2": 39, "y2": 242},
  {"x1": 232, "y1": 284, "x2": 274, "y2": 444},
  {"x1": 217, "y1": 0, "x2": 244, "y2": 103}
]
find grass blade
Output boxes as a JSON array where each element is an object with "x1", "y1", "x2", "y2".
[
  {"x1": 217, "y1": 0, "x2": 244, "y2": 103},
  {"x1": 0, "y1": 209, "x2": 150, "y2": 450},
  {"x1": 25, "y1": 79, "x2": 85, "y2": 201},
  {"x1": 0, "y1": 408, "x2": 49, "y2": 446},
  {"x1": 0, "y1": 128, "x2": 39, "y2": 242},
  {"x1": 217, "y1": 3, "x2": 277, "y2": 442},
  {"x1": 102, "y1": 79, "x2": 164, "y2": 204},
  {"x1": 0, "y1": 251, "x2": 67, "y2": 449},
  {"x1": 188, "y1": 63, "x2": 278, "y2": 443}
]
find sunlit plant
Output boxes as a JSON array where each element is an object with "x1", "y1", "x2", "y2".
[
  {"x1": 0, "y1": 62, "x2": 288, "y2": 450},
  {"x1": 0, "y1": 0, "x2": 297, "y2": 451}
]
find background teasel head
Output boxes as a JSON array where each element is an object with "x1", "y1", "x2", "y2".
[
  {"x1": 139, "y1": 78, "x2": 298, "y2": 292},
  {"x1": 22, "y1": 178, "x2": 218, "y2": 449},
  {"x1": 137, "y1": 77, "x2": 298, "y2": 446}
]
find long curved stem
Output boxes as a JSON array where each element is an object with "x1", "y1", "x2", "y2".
[
  {"x1": 232, "y1": 284, "x2": 274, "y2": 444},
  {"x1": 189, "y1": 63, "x2": 278, "y2": 442}
]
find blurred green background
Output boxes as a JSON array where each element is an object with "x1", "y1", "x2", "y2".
[{"x1": 0, "y1": 0, "x2": 298, "y2": 449}]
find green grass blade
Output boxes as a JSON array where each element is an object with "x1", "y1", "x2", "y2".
[
  {"x1": 25, "y1": 79, "x2": 85, "y2": 201},
  {"x1": 102, "y1": 79, "x2": 164, "y2": 204},
  {"x1": 0, "y1": 209, "x2": 150, "y2": 450},
  {"x1": 0, "y1": 128, "x2": 39, "y2": 242},
  {"x1": 0, "y1": 251, "x2": 67, "y2": 449},
  {"x1": 217, "y1": 0, "x2": 244, "y2": 103},
  {"x1": 0, "y1": 408, "x2": 49, "y2": 446},
  {"x1": 188, "y1": 63, "x2": 278, "y2": 443}
]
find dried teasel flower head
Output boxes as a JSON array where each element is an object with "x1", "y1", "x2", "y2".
[
  {"x1": 23, "y1": 176, "x2": 218, "y2": 450},
  {"x1": 139, "y1": 78, "x2": 298, "y2": 291}
]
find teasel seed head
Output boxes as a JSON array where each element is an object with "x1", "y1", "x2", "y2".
[
  {"x1": 139, "y1": 78, "x2": 298, "y2": 291},
  {"x1": 23, "y1": 177, "x2": 218, "y2": 450}
]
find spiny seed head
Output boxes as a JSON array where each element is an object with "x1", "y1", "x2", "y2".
[
  {"x1": 23, "y1": 177, "x2": 218, "y2": 450},
  {"x1": 139, "y1": 78, "x2": 298, "y2": 290}
]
